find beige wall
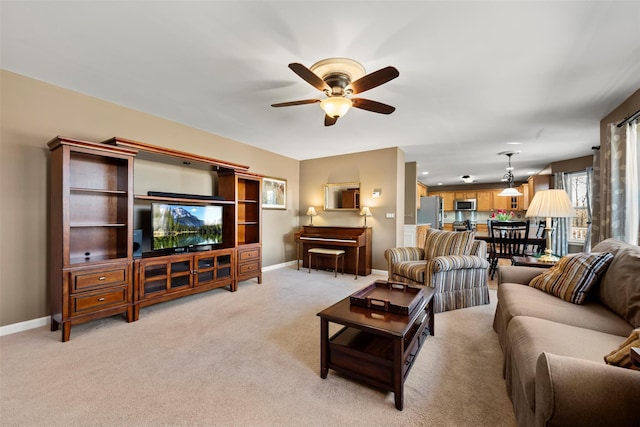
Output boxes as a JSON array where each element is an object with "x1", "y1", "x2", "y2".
[
  {"x1": 600, "y1": 88, "x2": 640, "y2": 140},
  {"x1": 0, "y1": 70, "x2": 300, "y2": 326},
  {"x1": 299, "y1": 148, "x2": 404, "y2": 271}
]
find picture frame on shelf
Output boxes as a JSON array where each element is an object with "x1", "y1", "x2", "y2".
[{"x1": 262, "y1": 177, "x2": 286, "y2": 209}]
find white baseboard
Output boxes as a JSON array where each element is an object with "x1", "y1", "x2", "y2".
[
  {"x1": 262, "y1": 260, "x2": 297, "y2": 272},
  {"x1": 0, "y1": 263, "x2": 388, "y2": 337},
  {"x1": 0, "y1": 316, "x2": 50, "y2": 337}
]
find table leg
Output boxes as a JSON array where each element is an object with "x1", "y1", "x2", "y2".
[
  {"x1": 355, "y1": 247, "x2": 359, "y2": 279},
  {"x1": 428, "y1": 298, "x2": 435, "y2": 337},
  {"x1": 320, "y1": 318, "x2": 329, "y2": 379},
  {"x1": 393, "y1": 336, "x2": 404, "y2": 410}
]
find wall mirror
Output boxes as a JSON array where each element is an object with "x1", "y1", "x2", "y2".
[{"x1": 324, "y1": 182, "x2": 360, "y2": 211}]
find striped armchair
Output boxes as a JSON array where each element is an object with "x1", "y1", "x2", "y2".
[{"x1": 384, "y1": 229, "x2": 490, "y2": 313}]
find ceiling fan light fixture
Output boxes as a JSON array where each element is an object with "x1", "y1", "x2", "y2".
[{"x1": 320, "y1": 97, "x2": 352, "y2": 118}]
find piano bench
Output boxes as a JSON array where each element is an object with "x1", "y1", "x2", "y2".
[{"x1": 308, "y1": 248, "x2": 345, "y2": 278}]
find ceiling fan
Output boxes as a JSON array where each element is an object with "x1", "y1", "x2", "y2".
[{"x1": 271, "y1": 58, "x2": 399, "y2": 126}]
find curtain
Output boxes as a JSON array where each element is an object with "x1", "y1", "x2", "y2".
[
  {"x1": 591, "y1": 121, "x2": 639, "y2": 246},
  {"x1": 627, "y1": 121, "x2": 639, "y2": 244},
  {"x1": 553, "y1": 172, "x2": 570, "y2": 256},
  {"x1": 583, "y1": 165, "x2": 594, "y2": 252}
]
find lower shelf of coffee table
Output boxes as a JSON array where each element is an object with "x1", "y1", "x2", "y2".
[{"x1": 328, "y1": 313, "x2": 430, "y2": 391}]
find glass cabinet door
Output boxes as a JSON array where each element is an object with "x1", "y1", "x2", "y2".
[{"x1": 169, "y1": 258, "x2": 192, "y2": 289}]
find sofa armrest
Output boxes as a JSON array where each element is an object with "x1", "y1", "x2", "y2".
[
  {"x1": 498, "y1": 265, "x2": 547, "y2": 286},
  {"x1": 427, "y1": 255, "x2": 489, "y2": 273},
  {"x1": 536, "y1": 352, "x2": 640, "y2": 427}
]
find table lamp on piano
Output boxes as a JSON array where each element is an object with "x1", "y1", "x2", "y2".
[
  {"x1": 306, "y1": 206, "x2": 318, "y2": 225},
  {"x1": 360, "y1": 206, "x2": 372, "y2": 227}
]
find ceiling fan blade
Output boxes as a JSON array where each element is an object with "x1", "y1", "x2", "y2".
[
  {"x1": 324, "y1": 115, "x2": 338, "y2": 126},
  {"x1": 271, "y1": 99, "x2": 321, "y2": 107},
  {"x1": 288, "y1": 63, "x2": 331, "y2": 92},
  {"x1": 351, "y1": 98, "x2": 396, "y2": 114},
  {"x1": 349, "y1": 66, "x2": 399, "y2": 94}
]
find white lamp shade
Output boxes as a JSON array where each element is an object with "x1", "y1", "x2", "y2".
[
  {"x1": 526, "y1": 189, "x2": 576, "y2": 218},
  {"x1": 498, "y1": 187, "x2": 522, "y2": 197},
  {"x1": 320, "y1": 97, "x2": 352, "y2": 118},
  {"x1": 359, "y1": 206, "x2": 372, "y2": 217},
  {"x1": 306, "y1": 206, "x2": 317, "y2": 216}
]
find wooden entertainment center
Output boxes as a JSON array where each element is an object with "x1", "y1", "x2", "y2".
[{"x1": 48, "y1": 136, "x2": 262, "y2": 341}]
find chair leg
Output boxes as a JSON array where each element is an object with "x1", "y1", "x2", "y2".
[
  {"x1": 490, "y1": 258, "x2": 498, "y2": 280},
  {"x1": 334, "y1": 255, "x2": 338, "y2": 278},
  {"x1": 308, "y1": 253, "x2": 312, "y2": 274}
]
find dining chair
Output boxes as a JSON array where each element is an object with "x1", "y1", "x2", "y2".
[{"x1": 488, "y1": 220, "x2": 530, "y2": 279}]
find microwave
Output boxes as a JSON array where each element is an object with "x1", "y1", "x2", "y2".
[{"x1": 454, "y1": 199, "x2": 477, "y2": 211}]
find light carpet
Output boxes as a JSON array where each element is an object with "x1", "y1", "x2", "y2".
[{"x1": 0, "y1": 266, "x2": 516, "y2": 426}]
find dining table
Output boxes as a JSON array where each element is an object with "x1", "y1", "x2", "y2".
[{"x1": 473, "y1": 232, "x2": 546, "y2": 253}]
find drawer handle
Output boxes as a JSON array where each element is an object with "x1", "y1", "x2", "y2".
[
  {"x1": 98, "y1": 297, "x2": 105, "y2": 302},
  {"x1": 98, "y1": 276, "x2": 106, "y2": 281}
]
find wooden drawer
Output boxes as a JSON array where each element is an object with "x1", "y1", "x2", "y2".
[
  {"x1": 71, "y1": 286, "x2": 128, "y2": 315},
  {"x1": 238, "y1": 261, "x2": 260, "y2": 275},
  {"x1": 71, "y1": 266, "x2": 128, "y2": 292},
  {"x1": 238, "y1": 248, "x2": 260, "y2": 262}
]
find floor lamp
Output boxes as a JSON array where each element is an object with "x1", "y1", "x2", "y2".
[{"x1": 525, "y1": 189, "x2": 576, "y2": 262}]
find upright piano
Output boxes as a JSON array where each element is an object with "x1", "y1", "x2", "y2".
[{"x1": 295, "y1": 226, "x2": 372, "y2": 277}]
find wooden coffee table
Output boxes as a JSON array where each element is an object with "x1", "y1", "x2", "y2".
[{"x1": 317, "y1": 287, "x2": 435, "y2": 410}]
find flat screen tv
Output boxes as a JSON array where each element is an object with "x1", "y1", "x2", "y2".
[{"x1": 152, "y1": 203, "x2": 223, "y2": 251}]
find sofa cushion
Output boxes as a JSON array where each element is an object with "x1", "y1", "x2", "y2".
[
  {"x1": 507, "y1": 316, "x2": 628, "y2": 411},
  {"x1": 423, "y1": 229, "x2": 474, "y2": 260},
  {"x1": 391, "y1": 260, "x2": 425, "y2": 283},
  {"x1": 496, "y1": 283, "x2": 633, "y2": 338},
  {"x1": 528, "y1": 252, "x2": 614, "y2": 304},
  {"x1": 592, "y1": 239, "x2": 640, "y2": 328},
  {"x1": 604, "y1": 328, "x2": 640, "y2": 370}
]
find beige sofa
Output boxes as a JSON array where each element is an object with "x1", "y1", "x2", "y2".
[{"x1": 493, "y1": 238, "x2": 640, "y2": 427}]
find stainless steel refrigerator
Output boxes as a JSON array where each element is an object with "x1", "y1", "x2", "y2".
[{"x1": 417, "y1": 196, "x2": 443, "y2": 229}]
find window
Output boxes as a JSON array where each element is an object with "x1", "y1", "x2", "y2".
[{"x1": 566, "y1": 171, "x2": 589, "y2": 243}]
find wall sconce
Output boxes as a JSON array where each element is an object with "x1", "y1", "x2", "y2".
[
  {"x1": 359, "y1": 206, "x2": 372, "y2": 227},
  {"x1": 306, "y1": 206, "x2": 318, "y2": 225},
  {"x1": 372, "y1": 189, "x2": 382, "y2": 198}
]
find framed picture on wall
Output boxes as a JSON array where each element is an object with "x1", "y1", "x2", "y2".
[{"x1": 262, "y1": 177, "x2": 287, "y2": 209}]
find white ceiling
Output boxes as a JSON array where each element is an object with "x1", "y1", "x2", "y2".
[{"x1": 2, "y1": 1, "x2": 639, "y2": 186}]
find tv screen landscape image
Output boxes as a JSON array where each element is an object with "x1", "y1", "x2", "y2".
[{"x1": 152, "y1": 203, "x2": 223, "y2": 250}]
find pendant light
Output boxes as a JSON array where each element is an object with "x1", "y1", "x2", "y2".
[{"x1": 498, "y1": 152, "x2": 522, "y2": 197}]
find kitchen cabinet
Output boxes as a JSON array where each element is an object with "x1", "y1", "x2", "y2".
[
  {"x1": 416, "y1": 182, "x2": 428, "y2": 209},
  {"x1": 476, "y1": 191, "x2": 493, "y2": 211},
  {"x1": 492, "y1": 190, "x2": 511, "y2": 211},
  {"x1": 528, "y1": 175, "x2": 551, "y2": 202},
  {"x1": 454, "y1": 191, "x2": 476, "y2": 200},
  {"x1": 440, "y1": 192, "x2": 454, "y2": 211}
]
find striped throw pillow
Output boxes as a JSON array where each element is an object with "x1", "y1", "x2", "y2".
[
  {"x1": 604, "y1": 328, "x2": 640, "y2": 370},
  {"x1": 423, "y1": 229, "x2": 475, "y2": 260},
  {"x1": 529, "y1": 252, "x2": 614, "y2": 304}
]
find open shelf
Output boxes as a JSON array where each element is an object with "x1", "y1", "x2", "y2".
[{"x1": 134, "y1": 194, "x2": 235, "y2": 205}]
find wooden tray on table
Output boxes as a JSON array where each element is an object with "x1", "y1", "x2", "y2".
[{"x1": 349, "y1": 280, "x2": 425, "y2": 315}]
